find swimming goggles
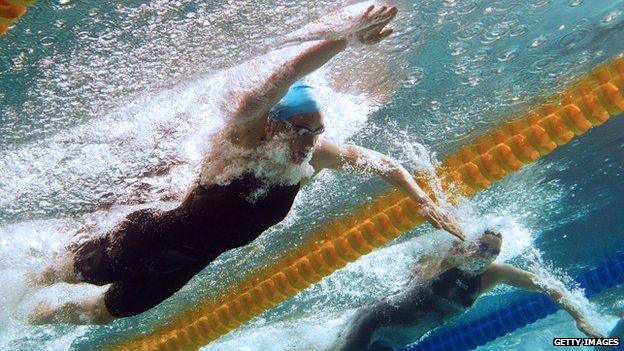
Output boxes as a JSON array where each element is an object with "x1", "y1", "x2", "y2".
[
  {"x1": 283, "y1": 120, "x2": 326, "y2": 136},
  {"x1": 477, "y1": 242, "x2": 500, "y2": 256}
]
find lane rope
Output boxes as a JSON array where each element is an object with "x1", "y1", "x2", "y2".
[{"x1": 0, "y1": 0, "x2": 34, "y2": 36}]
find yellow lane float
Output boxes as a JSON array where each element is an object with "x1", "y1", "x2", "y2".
[{"x1": 0, "y1": 0, "x2": 35, "y2": 36}]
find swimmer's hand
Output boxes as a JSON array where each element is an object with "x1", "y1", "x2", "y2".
[
  {"x1": 352, "y1": 5, "x2": 397, "y2": 45},
  {"x1": 269, "y1": 3, "x2": 397, "y2": 47},
  {"x1": 576, "y1": 318, "x2": 605, "y2": 338},
  {"x1": 419, "y1": 201, "x2": 465, "y2": 241}
]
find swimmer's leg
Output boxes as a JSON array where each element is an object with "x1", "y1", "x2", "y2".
[
  {"x1": 101, "y1": 266, "x2": 203, "y2": 318},
  {"x1": 332, "y1": 303, "x2": 396, "y2": 351},
  {"x1": 32, "y1": 208, "x2": 173, "y2": 287},
  {"x1": 29, "y1": 293, "x2": 115, "y2": 325},
  {"x1": 29, "y1": 263, "x2": 203, "y2": 325},
  {"x1": 29, "y1": 233, "x2": 114, "y2": 287},
  {"x1": 29, "y1": 251, "x2": 82, "y2": 286}
]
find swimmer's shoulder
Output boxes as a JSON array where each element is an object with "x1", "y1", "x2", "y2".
[
  {"x1": 219, "y1": 117, "x2": 267, "y2": 148},
  {"x1": 311, "y1": 138, "x2": 348, "y2": 171}
]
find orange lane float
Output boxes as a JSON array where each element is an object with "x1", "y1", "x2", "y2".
[
  {"x1": 109, "y1": 56, "x2": 624, "y2": 351},
  {"x1": 0, "y1": 0, "x2": 35, "y2": 36}
]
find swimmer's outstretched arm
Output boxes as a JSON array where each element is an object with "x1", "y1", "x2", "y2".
[
  {"x1": 233, "y1": 5, "x2": 397, "y2": 140},
  {"x1": 235, "y1": 39, "x2": 346, "y2": 121},
  {"x1": 311, "y1": 138, "x2": 465, "y2": 240},
  {"x1": 481, "y1": 263, "x2": 605, "y2": 338},
  {"x1": 270, "y1": 2, "x2": 396, "y2": 47}
]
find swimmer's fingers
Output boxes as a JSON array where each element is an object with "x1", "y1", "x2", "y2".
[
  {"x1": 352, "y1": 5, "x2": 397, "y2": 45},
  {"x1": 446, "y1": 222, "x2": 466, "y2": 241},
  {"x1": 356, "y1": 24, "x2": 394, "y2": 44},
  {"x1": 419, "y1": 205, "x2": 439, "y2": 227},
  {"x1": 588, "y1": 328, "x2": 606, "y2": 339},
  {"x1": 371, "y1": 6, "x2": 388, "y2": 19},
  {"x1": 360, "y1": 5, "x2": 397, "y2": 28},
  {"x1": 361, "y1": 4, "x2": 374, "y2": 20},
  {"x1": 585, "y1": 329, "x2": 605, "y2": 339},
  {"x1": 438, "y1": 215, "x2": 465, "y2": 241},
  {"x1": 370, "y1": 27, "x2": 393, "y2": 44},
  {"x1": 428, "y1": 212, "x2": 443, "y2": 229},
  {"x1": 420, "y1": 205, "x2": 465, "y2": 241},
  {"x1": 576, "y1": 320, "x2": 605, "y2": 338},
  {"x1": 437, "y1": 213, "x2": 465, "y2": 241},
  {"x1": 383, "y1": 6, "x2": 398, "y2": 23},
  {"x1": 376, "y1": 6, "x2": 398, "y2": 26}
]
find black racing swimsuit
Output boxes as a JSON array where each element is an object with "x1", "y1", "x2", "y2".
[
  {"x1": 72, "y1": 173, "x2": 300, "y2": 317},
  {"x1": 430, "y1": 267, "x2": 481, "y2": 309},
  {"x1": 343, "y1": 267, "x2": 481, "y2": 351}
]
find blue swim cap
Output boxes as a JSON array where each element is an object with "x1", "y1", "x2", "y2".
[{"x1": 269, "y1": 81, "x2": 321, "y2": 122}]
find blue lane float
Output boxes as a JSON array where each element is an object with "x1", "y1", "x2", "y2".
[{"x1": 403, "y1": 252, "x2": 624, "y2": 351}]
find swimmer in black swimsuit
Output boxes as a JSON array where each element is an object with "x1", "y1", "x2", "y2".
[
  {"x1": 30, "y1": 4, "x2": 465, "y2": 325},
  {"x1": 332, "y1": 230, "x2": 603, "y2": 351}
]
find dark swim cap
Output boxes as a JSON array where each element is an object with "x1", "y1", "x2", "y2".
[
  {"x1": 483, "y1": 229, "x2": 502, "y2": 239},
  {"x1": 269, "y1": 81, "x2": 321, "y2": 122}
]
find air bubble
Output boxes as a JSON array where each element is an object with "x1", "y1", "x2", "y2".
[
  {"x1": 40, "y1": 36, "x2": 56, "y2": 47},
  {"x1": 449, "y1": 41, "x2": 465, "y2": 56},
  {"x1": 403, "y1": 68, "x2": 424, "y2": 87},
  {"x1": 482, "y1": 22, "x2": 511, "y2": 44},
  {"x1": 556, "y1": 28, "x2": 591, "y2": 50},
  {"x1": 529, "y1": 35, "x2": 547, "y2": 48},
  {"x1": 530, "y1": 0, "x2": 551, "y2": 9},
  {"x1": 530, "y1": 56, "x2": 556, "y2": 72},
  {"x1": 568, "y1": 0, "x2": 582, "y2": 7},
  {"x1": 599, "y1": 10, "x2": 623, "y2": 28},
  {"x1": 498, "y1": 47, "x2": 519, "y2": 62},
  {"x1": 456, "y1": 1, "x2": 477, "y2": 15},
  {"x1": 509, "y1": 24, "x2": 528, "y2": 37},
  {"x1": 575, "y1": 18, "x2": 590, "y2": 28},
  {"x1": 457, "y1": 22, "x2": 484, "y2": 41}
]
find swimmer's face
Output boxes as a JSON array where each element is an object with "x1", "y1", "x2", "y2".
[
  {"x1": 457, "y1": 231, "x2": 502, "y2": 275},
  {"x1": 470, "y1": 232, "x2": 502, "y2": 260},
  {"x1": 267, "y1": 112, "x2": 325, "y2": 163}
]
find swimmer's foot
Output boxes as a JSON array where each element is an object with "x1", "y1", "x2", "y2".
[
  {"x1": 27, "y1": 267, "x2": 58, "y2": 287},
  {"x1": 28, "y1": 256, "x2": 80, "y2": 287},
  {"x1": 29, "y1": 302, "x2": 56, "y2": 324},
  {"x1": 29, "y1": 297, "x2": 114, "y2": 325}
]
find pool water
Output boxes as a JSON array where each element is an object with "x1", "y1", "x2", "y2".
[{"x1": 1, "y1": 0, "x2": 623, "y2": 350}]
